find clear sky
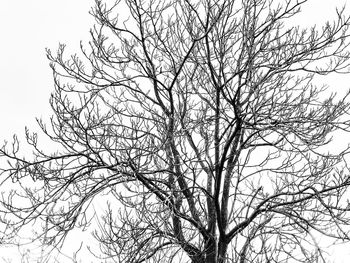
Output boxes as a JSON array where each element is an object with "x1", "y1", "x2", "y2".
[{"x1": 0, "y1": 0, "x2": 350, "y2": 262}]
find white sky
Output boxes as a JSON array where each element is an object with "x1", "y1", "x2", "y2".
[
  {"x1": 0, "y1": 0, "x2": 350, "y2": 262},
  {"x1": 0, "y1": 0, "x2": 94, "y2": 140},
  {"x1": 0, "y1": 0, "x2": 349, "y2": 140}
]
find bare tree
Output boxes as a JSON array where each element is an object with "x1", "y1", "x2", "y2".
[{"x1": 2, "y1": 0, "x2": 350, "y2": 262}]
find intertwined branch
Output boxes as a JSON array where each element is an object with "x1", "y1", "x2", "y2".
[{"x1": 2, "y1": 0, "x2": 350, "y2": 262}]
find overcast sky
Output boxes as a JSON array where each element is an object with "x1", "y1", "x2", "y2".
[
  {"x1": 0, "y1": 0, "x2": 95, "y2": 260},
  {"x1": 0, "y1": 0, "x2": 349, "y2": 141},
  {"x1": 1, "y1": 0, "x2": 350, "y2": 261},
  {"x1": 0, "y1": 0, "x2": 349, "y2": 139},
  {"x1": 0, "y1": 0, "x2": 94, "y2": 140}
]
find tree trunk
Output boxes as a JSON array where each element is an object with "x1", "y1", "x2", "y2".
[{"x1": 204, "y1": 237, "x2": 217, "y2": 263}]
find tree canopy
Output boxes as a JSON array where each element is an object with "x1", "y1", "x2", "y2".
[{"x1": 2, "y1": 0, "x2": 350, "y2": 262}]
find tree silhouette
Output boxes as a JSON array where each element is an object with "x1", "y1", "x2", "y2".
[{"x1": 2, "y1": 0, "x2": 350, "y2": 262}]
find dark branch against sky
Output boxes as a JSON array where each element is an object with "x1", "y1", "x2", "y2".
[{"x1": 1, "y1": 0, "x2": 350, "y2": 262}]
